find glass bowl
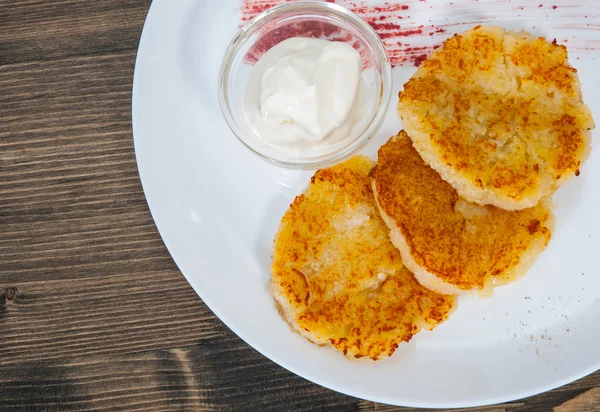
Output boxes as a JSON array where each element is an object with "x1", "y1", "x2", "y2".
[{"x1": 218, "y1": 1, "x2": 392, "y2": 169}]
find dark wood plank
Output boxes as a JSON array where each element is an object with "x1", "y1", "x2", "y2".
[
  {"x1": 0, "y1": 0, "x2": 151, "y2": 65},
  {"x1": 555, "y1": 389, "x2": 600, "y2": 412},
  {"x1": 0, "y1": 338, "x2": 359, "y2": 412},
  {"x1": 0, "y1": 336, "x2": 598, "y2": 412},
  {"x1": 0, "y1": 0, "x2": 598, "y2": 410}
]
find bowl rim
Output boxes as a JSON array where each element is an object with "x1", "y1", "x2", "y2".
[{"x1": 218, "y1": 0, "x2": 393, "y2": 169}]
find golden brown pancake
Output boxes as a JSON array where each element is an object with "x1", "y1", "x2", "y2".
[
  {"x1": 398, "y1": 25, "x2": 594, "y2": 210},
  {"x1": 372, "y1": 132, "x2": 554, "y2": 296},
  {"x1": 271, "y1": 156, "x2": 456, "y2": 360}
]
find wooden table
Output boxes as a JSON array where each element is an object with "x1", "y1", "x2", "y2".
[{"x1": 1, "y1": 1, "x2": 598, "y2": 410}]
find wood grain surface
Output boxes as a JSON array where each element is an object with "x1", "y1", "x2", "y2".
[{"x1": 0, "y1": 0, "x2": 598, "y2": 411}]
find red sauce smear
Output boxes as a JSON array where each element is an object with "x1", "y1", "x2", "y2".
[
  {"x1": 240, "y1": 0, "x2": 599, "y2": 67},
  {"x1": 240, "y1": 0, "x2": 447, "y2": 67}
]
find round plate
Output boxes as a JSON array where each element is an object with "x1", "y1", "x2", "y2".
[{"x1": 132, "y1": 0, "x2": 600, "y2": 407}]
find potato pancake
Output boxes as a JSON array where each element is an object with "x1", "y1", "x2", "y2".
[
  {"x1": 398, "y1": 26, "x2": 594, "y2": 210},
  {"x1": 271, "y1": 156, "x2": 456, "y2": 359},
  {"x1": 372, "y1": 132, "x2": 554, "y2": 296}
]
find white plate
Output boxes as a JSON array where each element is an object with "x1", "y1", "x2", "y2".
[{"x1": 132, "y1": 0, "x2": 600, "y2": 407}]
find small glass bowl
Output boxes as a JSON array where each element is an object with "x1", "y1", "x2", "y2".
[{"x1": 218, "y1": 1, "x2": 392, "y2": 169}]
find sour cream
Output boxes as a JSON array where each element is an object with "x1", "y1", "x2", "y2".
[{"x1": 243, "y1": 37, "x2": 369, "y2": 156}]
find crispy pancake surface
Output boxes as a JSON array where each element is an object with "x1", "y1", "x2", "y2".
[
  {"x1": 271, "y1": 156, "x2": 456, "y2": 360},
  {"x1": 372, "y1": 132, "x2": 554, "y2": 296},
  {"x1": 398, "y1": 25, "x2": 594, "y2": 210}
]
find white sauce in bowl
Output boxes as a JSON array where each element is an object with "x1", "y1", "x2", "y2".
[{"x1": 243, "y1": 37, "x2": 369, "y2": 157}]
